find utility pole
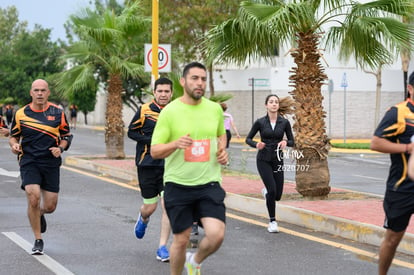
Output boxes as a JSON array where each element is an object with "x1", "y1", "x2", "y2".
[{"x1": 151, "y1": 0, "x2": 159, "y2": 84}]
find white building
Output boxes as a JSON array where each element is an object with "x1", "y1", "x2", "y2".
[{"x1": 80, "y1": 52, "x2": 414, "y2": 140}]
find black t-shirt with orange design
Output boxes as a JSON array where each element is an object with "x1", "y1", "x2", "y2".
[
  {"x1": 127, "y1": 100, "x2": 164, "y2": 167},
  {"x1": 374, "y1": 99, "x2": 414, "y2": 193},
  {"x1": 11, "y1": 103, "x2": 71, "y2": 166}
]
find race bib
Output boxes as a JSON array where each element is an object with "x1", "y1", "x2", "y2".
[{"x1": 184, "y1": 139, "x2": 210, "y2": 162}]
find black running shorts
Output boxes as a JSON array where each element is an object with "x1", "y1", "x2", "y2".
[
  {"x1": 383, "y1": 190, "x2": 414, "y2": 232},
  {"x1": 20, "y1": 163, "x2": 60, "y2": 193},
  {"x1": 383, "y1": 212, "x2": 413, "y2": 232},
  {"x1": 137, "y1": 166, "x2": 164, "y2": 199},
  {"x1": 164, "y1": 181, "x2": 226, "y2": 234}
]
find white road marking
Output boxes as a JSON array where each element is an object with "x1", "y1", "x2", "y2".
[
  {"x1": 0, "y1": 168, "x2": 19, "y2": 178},
  {"x1": 226, "y1": 213, "x2": 414, "y2": 270},
  {"x1": 2, "y1": 232, "x2": 75, "y2": 275},
  {"x1": 353, "y1": 174, "x2": 383, "y2": 181}
]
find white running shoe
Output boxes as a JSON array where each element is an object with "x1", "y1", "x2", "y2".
[
  {"x1": 267, "y1": 221, "x2": 279, "y2": 233},
  {"x1": 261, "y1": 188, "x2": 267, "y2": 200},
  {"x1": 185, "y1": 252, "x2": 201, "y2": 275}
]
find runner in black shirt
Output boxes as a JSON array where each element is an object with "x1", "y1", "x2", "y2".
[
  {"x1": 9, "y1": 79, "x2": 72, "y2": 255},
  {"x1": 371, "y1": 71, "x2": 414, "y2": 275}
]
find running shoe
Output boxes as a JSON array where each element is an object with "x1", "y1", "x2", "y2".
[
  {"x1": 261, "y1": 188, "x2": 267, "y2": 200},
  {"x1": 191, "y1": 223, "x2": 199, "y2": 236},
  {"x1": 156, "y1": 245, "x2": 170, "y2": 262},
  {"x1": 31, "y1": 239, "x2": 44, "y2": 255},
  {"x1": 134, "y1": 214, "x2": 148, "y2": 239},
  {"x1": 185, "y1": 252, "x2": 201, "y2": 275},
  {"x1": 40, "y1": 214, "x2": 47, "y2": 233},
  {"x1": 267, "y1": 221, "x2": 279, "y2": 233}
]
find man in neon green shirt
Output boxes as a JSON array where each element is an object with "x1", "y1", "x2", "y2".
[{"x1": 151, "y1": 62, "x2": 228, "y2": 275}]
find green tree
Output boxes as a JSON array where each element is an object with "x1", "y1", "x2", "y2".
[
  {"x1": 204, "y1": 0, "x2": 414, "y2": 198},
  {"x1": 64, "y1": 0, "x2": 151, "y2": 113},
  {"x1": 56, "y1": 1, "x2": 150, "y2": 159},
  {"x1": 0, "y1": 6, "x2": 63, "y2": 106},
  {"x1": 0, "y1": 6, "x2": 27, "y2": 44},
  {"x1": 69, "y1": 88, "x2": 97, "y2": 125}
]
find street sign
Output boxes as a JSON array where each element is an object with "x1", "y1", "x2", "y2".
[
  {"x1": 248, "y1": 78, "x2": 269, "y2": 87},
  {"x1": 328, "y1": 79, "x2": 334, "y2": 93},
  {"x1": 340, "y1": 72, "x2": 348, "y2": 88},
  {"x1": 144, "y1": 44, "x2": 171, "y2": 72}
]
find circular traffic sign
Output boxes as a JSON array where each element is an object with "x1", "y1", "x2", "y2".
[{"x1": 146, "y1": 46, "x2": 169, "y2": 70}]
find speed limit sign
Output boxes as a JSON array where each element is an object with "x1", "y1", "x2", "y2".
[{"x1": 144, "y1": 44, "x2": 171, "y2": 72}]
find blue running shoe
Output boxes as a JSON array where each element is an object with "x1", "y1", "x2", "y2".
[
  {"x1": 156, "y1": 245, "x2": 170, "y2": 262},
  {"x1": 134, "y1": 214, "x2": 148, "y2": 239}
]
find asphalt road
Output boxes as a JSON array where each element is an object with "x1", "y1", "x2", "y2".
[{"x1": 0, "y1": 128, "x2": 411, "y2": 275}]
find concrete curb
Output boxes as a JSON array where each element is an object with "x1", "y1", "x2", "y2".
[
  {"x1": 226, "y1": 193, "x2": 414, "y2": 255},
  {"x1": 64, "y1": 156, "x2": 414, "y2": 256},
  {"x1": 65, "y1": 156, "x2": 137, "y2": 184}
]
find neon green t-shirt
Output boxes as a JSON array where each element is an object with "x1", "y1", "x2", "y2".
[{"x1": 151, "y1": 97, "x2": 225, "y2": 186}]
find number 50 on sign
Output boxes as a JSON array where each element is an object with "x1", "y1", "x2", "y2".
[{"x1": 144, "y1": 44, "x2": 171, "y2": 72}]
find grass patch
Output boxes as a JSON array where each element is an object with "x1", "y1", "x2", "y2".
[{"x1": 331, "y1": 143, "x2": 370, "y2": 149}]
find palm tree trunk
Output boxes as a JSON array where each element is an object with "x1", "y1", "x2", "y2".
[
  {"x1": 105, "y1": 73, "x2": 125, "y2": 159},
  {"x1": 401, "y1": 51, "x2": 410, "y2": 99},
  {"x1": 374, "y1": 67, "x2": 382, "y2": 128},
  {"x1": 83, "y1": 111, "x2": 88, "y2": 125},
  {"x1": 289, "y1": 31, "x2": 331, "y2": 198},
  {"x1": 208, "y1": 64, "x2": 215, "y2": 96}
]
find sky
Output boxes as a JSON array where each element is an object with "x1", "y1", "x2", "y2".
[{"x1": 0, "y1": 0, "x2": 93, "y2": 41}]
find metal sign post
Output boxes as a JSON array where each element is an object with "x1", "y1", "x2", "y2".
[
  {"x1": 250, "y1": 78, "x2": 255, "y2": 125},
  {"x1": 328, "y1": 79, "x2": 334, "y2": 137},
  {"x1": 340, "y1": 73, "x2": 348, "y2": 143},
  {"x1": 248, "y1": 78, "x2": 270, "y2": 125}
]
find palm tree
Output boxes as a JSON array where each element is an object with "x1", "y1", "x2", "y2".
[
  {"x1": 204, "y1": 0, "x2": 414, "y2": 198},
  {"x1": 56, "y1": 1, "x2": 150, "y2": 159},
  {"x1": 401, "y1": 15, "x2": 413, "y2": 98}
]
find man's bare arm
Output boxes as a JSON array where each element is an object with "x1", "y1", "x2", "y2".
[
  {"x1": 9, "y1": 136, "x2": 21, "y2": 154},
  {"x1": 151, "y1": 142, "x2": 179, "y2": 159},
  {"x1": 151, "y1": 134, "x2": 193, "y2": 159},
  {"x1": 370, "y1": 135, "x2": 412, "y2": 154},
  {"x1": 216, "y1": 134, "x2": 228, "y2": 165}
]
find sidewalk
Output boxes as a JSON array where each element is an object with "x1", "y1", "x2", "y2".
[{"x1": 64, "y1": 153, "x2": 414, "y2": 256}]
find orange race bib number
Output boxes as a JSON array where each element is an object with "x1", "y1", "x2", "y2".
[{"x1": 184, "y1": 139, "x2": 210, "y2": 162}]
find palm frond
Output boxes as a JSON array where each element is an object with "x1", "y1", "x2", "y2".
[
  {"x1": 326, "y1": 5, "x2": 414, "y2": 69},
  {"x1": 357, "y1": 0, "x2": 414, "y2": 16},
  {"x1": 55, "y1": 64, "x2": 96, "y2": 95},
  {"x1": 209, "y1": 94, "x2": 233, "y2": 103}
]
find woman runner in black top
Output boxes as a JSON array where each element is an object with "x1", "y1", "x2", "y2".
[{"x1": 246, "y1": 94, "x2": 294, "y2": 233}]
